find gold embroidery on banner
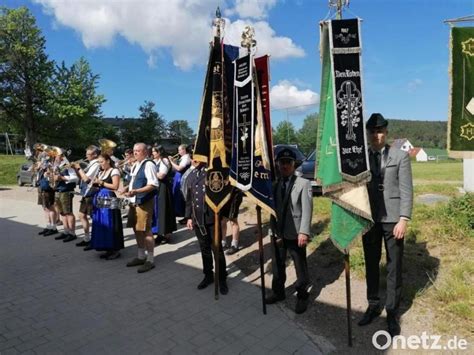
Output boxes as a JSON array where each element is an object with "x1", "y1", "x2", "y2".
[
  {"x1": 461, "y1": 38, "x2": 474, "y2": 57},
  {"x1": 460, "y1": 122, "x2": 474, "y2": 141}
]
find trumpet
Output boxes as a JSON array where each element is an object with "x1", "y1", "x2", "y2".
[
  {"x1": 63, "y1": 159, "x2": 87, "y2": 169},
  {"x1": 169, "y1": 153, "x2": 180, "y2": 161}
]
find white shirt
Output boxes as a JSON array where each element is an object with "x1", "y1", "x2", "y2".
[
  {"x1": 154, "y1": 158, "x2": 170, "y2": 176},
  {"x1": 178, "y1": 154, "x2": 191, "y2": 169},
  {"x1": 59, "y1": 159, "x2": 79, "y2": 184},
  {"x1": 85, "y1": 159, "x2": 100, "y2": 179},
  {"x1": 128, "y1": 159, "x2": 158, "y2": 203},
  {"x1": 98, "y1": 168, "x2": 120, "y2": 181}
]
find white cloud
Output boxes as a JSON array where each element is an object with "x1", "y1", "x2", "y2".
[
  {"x1": 270, "y1": 80, "x2": 319, "y2": 110},
  {"x1": 224, "y1": 19, "x2": 305, "y2": 59},
  {"x1": 225, "y1": 0, "x2": 277, "y2": 19},
  {"x1": 33, "y1": 0, "x2": 304, "y2": 70},
  {"x1": 408, "y1": 78, "x2": 423, "y2": 92}
]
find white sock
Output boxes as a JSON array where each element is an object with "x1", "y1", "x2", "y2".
[
  {"x1": 69, "y1": 230, "x2": 76, "y2": 236},
  {"x1": 146, "y1": 250, "x2": 154, "y2": 263},
  {"x1": 84, "y1": 233, "x2": 90, "y2": 242},
  {"x1": 46, "y1": 224, "x2": 51, "y2": 229},
  {"x1": 50, "y1": 223, "x2": 56, "y2": 230},
  {"x1": 138, "y1": 248, "x2": 146, "y2": 260},
  {"x1": 231, "y1": 240, "x2": 238, "y2": 248}
]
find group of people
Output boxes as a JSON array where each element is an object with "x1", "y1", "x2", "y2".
[{"x1": 31, "y1": 113, "x2": 413, "y2": 338}]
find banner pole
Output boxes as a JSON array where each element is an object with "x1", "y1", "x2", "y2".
[
  {"x1": 255, "y1": 206, "x2": 267, "y2": 315},
  {"x1": 213, "y1": 212, "x2": 220, "y2": 300},
  {"x1": 344, "y1": 252, "x2": 353, "y2": 347}
]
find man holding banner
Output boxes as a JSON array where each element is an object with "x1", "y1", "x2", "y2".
[{"x1": 358, "y1": 113, "x2": 413, "y2": 337}]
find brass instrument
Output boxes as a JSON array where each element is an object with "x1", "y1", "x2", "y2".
[
  {"x1": 98, "y1": 139, "x2": 117, "y2": 154},
  {"x1": 33, "y1": 143, "x2": 50, "y2": 152},
  {"x1": 170, "y1": 152, "x2": 180, "y2": 161},
  {"x1": 44, "y1": 146, "x2": 65, "y2": 189},
  {"x1": 62, "y1": 159, "x2": 87, "y2": 169}
]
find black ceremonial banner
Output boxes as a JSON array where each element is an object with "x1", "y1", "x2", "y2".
[
  {"x1": 194, "y1": 37, "x2": 233, "y2": 212},
  {"x1": 329, "y1": 19, "x2": 369, "y2": 182},
  {"x1": 230, "y1": 54, "x2": 254, "y2": 191}
]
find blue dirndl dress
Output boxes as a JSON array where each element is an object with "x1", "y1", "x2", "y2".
[
  {"x1": 172, "y1": 171, "x2": 187, "y2": 217},
  {"x1": 91, "y1": 187, "x2": 124, "y2": 251}
]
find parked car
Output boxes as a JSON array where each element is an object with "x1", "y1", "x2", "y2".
[
  {"x1": 273, "y1": 145, "x2": 322, "y2": 196},
  {"x1": 16, "y1": 161, "x2": 36, "y2": 186},
  {"x1": 299, "y1": 149, "x2": 322, "y2": 196}
]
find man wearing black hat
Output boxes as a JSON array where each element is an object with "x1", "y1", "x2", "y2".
[
  {"x1": 358, "y1": 113, "x2": 413, "y2": 337},
  {"x1": 265, "y1": 148, "x2": 313, "y2": 314}
]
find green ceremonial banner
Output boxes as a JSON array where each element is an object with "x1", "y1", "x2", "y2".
[
  {"x1": 316, "y1": 21, "x2": 372, "y2": 253},
  {"x1": 448, "y1": 27, "x2": 474, "y2": 158}
]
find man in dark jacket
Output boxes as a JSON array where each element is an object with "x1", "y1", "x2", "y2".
[{"x1": 185, "y1": 160, "x2": 228, "y2": 295}]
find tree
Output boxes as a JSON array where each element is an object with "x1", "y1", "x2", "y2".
[
  {"x1": 43, "y1": 57, "x2": 106, "y2": 153},
  {"x1": 272, "y1": 121, "x2": 297, "y2": 145},
  {"x1": 167, "y1": 119, "x2": 194, "y2": 144},
  {"x1": 139, "y1": 100, "x2": 166, "y2": 144},
  {"x1": 120, "y1": 101, "x2": 165, "y2": 148},
  {"x1": 0, "y1": 6, "x2": 54, "y2": 149},
  {"x1": 297, "y1": 113, "x2": 319, "y2": 155}
]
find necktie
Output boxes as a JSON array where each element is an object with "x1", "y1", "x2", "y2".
[
  {"x1": 371, "y1": 151, "x2": 381, "y2": 178},
  {"x1": 281, "y1": 177, "x2": 289, "y2": 198}
]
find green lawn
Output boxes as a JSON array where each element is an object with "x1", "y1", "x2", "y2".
[
  {"x1": 0, "y1": 154, "x2": 28, "y2": 185},
  {"x1": 411, "y1": 160, "x2": 463, "y2": 182}
]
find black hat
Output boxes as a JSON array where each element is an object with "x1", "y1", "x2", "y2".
[
  {"x1": 276, "y1": 148, "x2": 296, "y2": 161},
  {"x1": 366, "y1": 113, "x2": 388, "y2": 129}
]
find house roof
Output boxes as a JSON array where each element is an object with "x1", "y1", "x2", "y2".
[
  {"x1": 392, "y1": 138, "x2": 409, "y2": 149},
  {"x1": 408, "y1": 147, "x2": 423, "y2": 157},
  {"x1": 102, "y1": 117, "x2": 137, "y2": 128}
]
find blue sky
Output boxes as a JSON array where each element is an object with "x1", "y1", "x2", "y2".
[{"x1": 5, "y1": 0, "x2": 473, "y2": 130}]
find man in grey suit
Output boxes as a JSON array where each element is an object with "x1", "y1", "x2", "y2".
[
  {"x1": 266, "y1": 148, "x2": 313, "y2": 314},
  {"x1": 358, "y1": 113, "x2": 413, "y2": 337}
]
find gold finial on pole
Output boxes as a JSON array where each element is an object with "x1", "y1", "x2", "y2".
[
  {"x1": 213, "y1": 6, "x2": 225, "y2": 38},
  {"x1": 241, "y1": 25, "x2": 257, "y2": 53},
  {"x1": 329, "y1": 0, "x2": 350, "y2": 20}
]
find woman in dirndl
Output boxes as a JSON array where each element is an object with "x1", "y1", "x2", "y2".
[
  {"x1": 168, "y1": 144, "x2": 191, "y2": 222},
  {"x1": 151, "y1": 145, "x2": 177, "y2": 244},
  {"x1": 90, "y1": 153, "x2": 124, "y2": 260}
]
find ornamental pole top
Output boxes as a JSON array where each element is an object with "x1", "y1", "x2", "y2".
[{"x1": 241, "y1": 25, "x2": 257, "y2": 52}]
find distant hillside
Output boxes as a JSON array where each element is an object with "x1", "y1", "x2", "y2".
[{"x1": 386, "y1": 119, "x2": 447, "y2": 149}]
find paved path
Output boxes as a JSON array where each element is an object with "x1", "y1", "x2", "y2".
[{"x1": 0, "y1": 187, "x2": 328, "y2": 354}]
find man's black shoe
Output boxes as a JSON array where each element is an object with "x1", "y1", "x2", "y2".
[
  {"x1": 295, "y1": 298, "x2": 309, "y2": 314},
  {"x1": 54, "y1": 232, "x2": 68, "y2": 240},
  {"x1": 43, "y1": 229, "x2": 58, "y2": 236},
  {"x1": 84, "y1": 245, "x2": 93, "y2": 251},
  {"x1": 219, "y1": 280, "x2": 229, "y2": 295},
  {"x1": 225, "y1": 245, "x2": 239, "y2": 255},
  {"x1": 265, "y1": 294, "x2": 285, "y2": 304},
  {"x1": 38, "y1": 228, "x2": 49, "y2": 235},
  {"x1": 358, "y1": 306, "x2": 382, "y2": 326},
  {"x1": 76, "y1": 240, "x2": 89, "y2": 247},
  {"x1": 63, "y1": 234, "x2": 77, "y2": 243},
  {"x1": 387, "y1": 313, "x2": 401, "y2": 337},
  {"x1": 197, "y1": 276, "x2": 214, "y2": 290}
]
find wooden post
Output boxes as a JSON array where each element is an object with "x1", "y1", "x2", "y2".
[
  {"x1": 213, "y1": 212, "x2": 220, "y2": 300},
  {"x1": 344, "y1": 253, "x2": 353, "y2": 347},
  {"x1": 256, "y1": 206, "x2": 267, "y2": 315}
]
